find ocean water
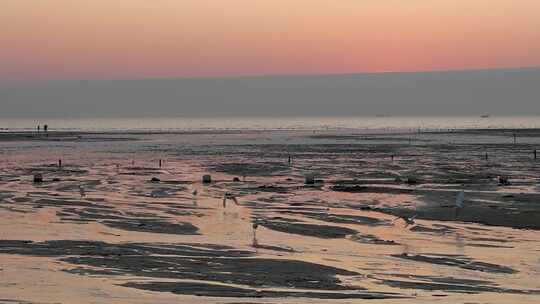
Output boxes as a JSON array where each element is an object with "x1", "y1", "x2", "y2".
[{"x1": 0, "y1": 116, "x2": 539, "y2": 132}]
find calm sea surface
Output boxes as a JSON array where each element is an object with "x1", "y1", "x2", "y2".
[{"x1": 1, "y1": 116, "x2": 539, "y2": 132}]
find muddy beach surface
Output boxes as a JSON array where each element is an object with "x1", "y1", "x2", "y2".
[{"x1": 1, "y1": 128, "x2": 540, "y2": 303}]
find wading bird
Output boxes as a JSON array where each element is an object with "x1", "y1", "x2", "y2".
[
  {"x1": 79, "y1": 185, "x2": 86, "y2": 198},
  {"x1": 223, "y1": 192, "x2": 239, "y2": 208},
  {"x1": 252, "y1": 222, "x2": 259, "y2": 246},
  {"x1": 393, "y1": 214, "x2": 418, "y2": 228},
  {"x1": 191, "y1": 189, "x2": 198, "y2": 205}
]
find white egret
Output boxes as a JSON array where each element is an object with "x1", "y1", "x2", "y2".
[{"x1": 79, "y1": 185, "x2": 86, "y2": 198}]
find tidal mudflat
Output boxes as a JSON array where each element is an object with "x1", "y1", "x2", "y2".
[{"x1": 1, "y1": 129, "x2": 540, "y2": 303}]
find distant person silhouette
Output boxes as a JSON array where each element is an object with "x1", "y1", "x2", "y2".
[
  {"x1": 37, "y1": 125, "x2": 40, "y2": 133},
  {"x1": 43, "y1": 124, "x2": 48, "y2": 132}
]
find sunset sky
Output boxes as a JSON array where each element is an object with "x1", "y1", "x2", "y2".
[{"x1": 1, "y1": 0, "x2": 539, "y2": 81}]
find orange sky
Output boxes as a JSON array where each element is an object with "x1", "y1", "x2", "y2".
[{"x1": 1, "y1": 0, "x2": 539, "y2": 81}]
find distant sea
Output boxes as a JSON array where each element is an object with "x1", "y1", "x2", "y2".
[{"x1": 0, "y1": 116, "x2": 539, "y2": 132}]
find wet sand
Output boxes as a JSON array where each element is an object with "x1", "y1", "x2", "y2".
[{"x1": 1, "y1": 129, "x2": 540, "y2": 303}]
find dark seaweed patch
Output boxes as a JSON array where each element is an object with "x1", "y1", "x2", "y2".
[
  {"x1": 121, "y1": 281, "x2": 406, "y2": 299},
  {"x1": 391, "y1": 253, "x2": 516, "y2": 274},
  {"x1": 256, "y1": 218, "x2": 357, "y2": 238}
]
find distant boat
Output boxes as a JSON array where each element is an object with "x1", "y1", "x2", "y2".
[{"x1": 480, "y1": 114, "x2": 490, "y2": 118}]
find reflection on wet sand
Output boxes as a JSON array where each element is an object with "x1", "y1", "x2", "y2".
[{"x1": 1, "y1": 129, "x2": 540, "y2": 303}]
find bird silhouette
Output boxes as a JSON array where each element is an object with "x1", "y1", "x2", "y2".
[
  {"x1": 79, "y1": 185, "x2": 86, "y2": 198},
  {"x1": 223, "y1": 192, "x2": 239, "y2": 208},
  {"x1": 393, "y1": 214, "x2": 417, "y2": 228}
]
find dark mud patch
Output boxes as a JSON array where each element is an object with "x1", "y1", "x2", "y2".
[
  {"x1": 58, "y1": 207, "x2": 131, "y2": 221},
  {"x1": 0, "y1": 240, "x2": 252, "y2": 258},
  {"x1": 52, "y1": 180, "x2": 101, "y2": 192},
  {"x1": 32, "y1": 198, "x2": 111, "y2": 209},
  {"x1": 256, "y1": 218, "x2": 357, "y2": 238},
  {"x1": 121, "y1": 281, "x2": 406, "y2": 299},
  {"x1": 466, "y1": 243, "x2": 514, "y2": 249},
  {"x1": 0, "y1": 299, "x2": 46, "y2": 304},
  {"x1": 0, "y1": 196, "x2": 113, "y2": 215},
  {"x1": 239, "y1": 185, "x2": 292, "y2": 195},
  {"x1": 279, "y1": 210, "x2": 391, "y2": 227},
  {"x1": 0, "y1": 192, "x2": 15, "y2": 201},
  {"x1": 465, "y1": 226, "x2": 492, "y2": 232},
  {"x1": 208, "y1": 162, "x2": 291, "y2": 177},
  {"x1": 376, "y1": 195, "x2": 540, "y2": 230},
  {"x1": 62, "y1": 255, "x2": 362, "y2": 290},
  {"x1": 119, "y1": 167, "x2": 163, "y2": 176},
  {"x1": 22, "y1": 165, "x2": 89, "y2": 176},
  {"x1": 410, "y1": 224, "x2": 456, "y2": 235},
  {"x1": 129, "y1": 185, "x2": 186, "y2": 198},
  {"x1": 11, "y1": 197, "x2": 32, "y2": 203},
  {"x1": 254, "y1": 185, "x2": 291, "y2": 193},
  {"x1": 134, "y1": 201, "x2": 213, "y2": 211},
  {"x1": 13, "y1": 241, "x2": 362, "y2": 291},
  {"x1": 0, "y1": 205, "x2": 28, "y2": 213},
  {"x1": 332, "y1": 178, "x2": 399, "y2": 185},
  {"x1": 57, "y1": 206, "x2": 163, "y2": 221},
  {"x1": 270, "y1": 206, "x2": 329, "y2": 213},
  {"x1": 332, "y1": 185, "x2": 414, "y2": 194},
  {"x1": 349, "y1": 233, "x2": 398, "y2": 245},
  {"x1": 253, "y1": 216, "x2": 304, "y2": 223},
  {"x1": 55, "y1": 206, "x2": 200, "y2": 235},
  {"x1": 101, "y1": 218, "x2": 199, "y2": 235},
  {"x1": 375, "y1": 274, "x2": 538, "y2": 294},
  {"x1": 307, "y1": 134, "x2": 431, "y2": 143},
  {"x1": 406, "y1": 190, "x2": 540, "y2": 230},
  {"x1": 467, "y1": 237, "x2": 510, "y2": 243},
  {"x1": 391, "y1": 253, "x2": 516, "y2": 274},
  {"x1": 0, "y1": 131, "x2": 140, "y2": 143},
  {"x1": 253, "y1": 244, "x2": 296, "y2": 253},
  {"x1": 164, "y1": 208, "x2": 205, "y2": 217}
]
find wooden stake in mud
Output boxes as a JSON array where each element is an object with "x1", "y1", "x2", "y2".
[
  {"x1": 288, "y1": 154, "x2": 292, "y2": 165},
  {"x1": 485, "y1": 152, "x2": 488, "y2": 160},
  {"x1": 513, "y1": 133, "x2": 517, "y2": 144},
  {"x1": 159, "y1": 159, "x2": 162, "y2": 168},
  {"x1": 535, "y1": 149, "x2": 537, "y2": 160},
  {"x1": 391, "y1": 154, "x2": 394, "y2": 162},
  {"x1": 58, "y1": 159, "x2": 62, "y2": 168}
]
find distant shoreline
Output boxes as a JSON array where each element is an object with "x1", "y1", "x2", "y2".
[
  {"x1": 1, "y1": 116, "x2": 540, "y2": 134},
  {"x1": 1, "y1": 127, "x2": 540, "y2": 143}
]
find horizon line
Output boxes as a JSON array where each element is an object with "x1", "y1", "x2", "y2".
[{"x1": 3, "y1": 65, "x2": 540, "y2": 85}]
